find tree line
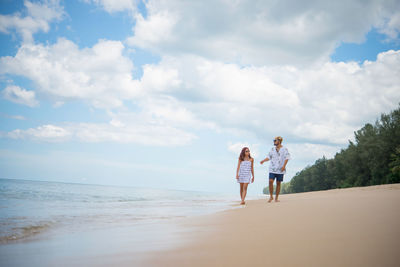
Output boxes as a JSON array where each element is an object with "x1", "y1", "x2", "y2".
[{"x1": 263, "y1": 105, "x2": 400, "y2": 194}]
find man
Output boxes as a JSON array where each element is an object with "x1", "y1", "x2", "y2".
[{"x1": 260, "y1": 136, "x2": 291, "y2": 202}]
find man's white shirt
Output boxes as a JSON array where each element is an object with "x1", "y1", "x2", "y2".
[{"x1": 267, "y1": 146, "x2": 291, "y2": 174}]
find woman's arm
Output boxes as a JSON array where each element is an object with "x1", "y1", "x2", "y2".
[
  {"x1": 251, "y1": 158, "x2": 255, "y2": 182},
  {"x1": 236, "y1": 159, "x2": 241, "y2": 179}
]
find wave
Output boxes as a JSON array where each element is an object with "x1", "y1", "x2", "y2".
[{"x1": 0, "y1": 221, "x2": 56, "y2": 244}]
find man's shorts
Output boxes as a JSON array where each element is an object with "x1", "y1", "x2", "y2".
[{"x1": 269, "y1": 173, "x2": 284, "y2": 182}]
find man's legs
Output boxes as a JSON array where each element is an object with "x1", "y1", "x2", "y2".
[
  {"x1": 275, "y1": 181, "x2": 281, "y2": 202},
  {"x1": 268, "y1": 179, "x2": 274, "y2": 202}
]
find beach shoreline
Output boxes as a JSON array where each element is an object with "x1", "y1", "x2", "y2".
[
  {"x1": 1, "y1": 183, "x2": 399, "y2": 266},
  {"x1": 140, "y1": 183, "x2": 400, "y2": 267},
  {"x1": 0, "y1": 178, "x2": 249, "y2": 266}
]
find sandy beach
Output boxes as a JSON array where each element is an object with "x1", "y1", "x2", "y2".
[
  {"x1": 2, "y1": 183, "x2": 399, "y2": 267},
  {"x1": 141, "y1": 184, "x2": 400, "y2": 267}
]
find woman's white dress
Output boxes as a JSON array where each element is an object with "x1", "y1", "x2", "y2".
[{"x1": 237, "y1": 160, "x2": 252, "y2": 183}]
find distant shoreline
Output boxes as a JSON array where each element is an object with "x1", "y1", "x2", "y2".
[{"x1": 0, "y1": 177, "x2": 230, "y2": 194}]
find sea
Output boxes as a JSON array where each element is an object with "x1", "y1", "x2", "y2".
[{"x1": 0, "y1": 178, "x2": 257, "y2": 266}]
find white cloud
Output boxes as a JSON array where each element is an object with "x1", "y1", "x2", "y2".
[
  {"x1": 2, "y1": 46, "x2": 399, "y2": 146},
  {"x1": 287, "y1": 143, "x2": 341, "y2": 163},
  {"x1": 0, "y1": 38, "x2": 141, "y2": 108},
  {"x1": 10, "y1": 115, "x2": 26, "y2": 120},
  {"x1": 131, "y1": 96, "x2": 217, "y2": 130},
  {"x1": 228, "y1": 142, "x2": 260, "y2": 158},
  {"x1": 138, "y1": 50, "x2": 400, "y2": 145},
  {"x1": 53, "y1": 101, "x2": 64, "y2": 108},
  {"x1": 1, "y1": 1, "x2": 399, "y2": 149},
  {"x1": 127, "y1": 0, "x2": 400, "y2": 66},
  {"x1": 140, "y1": 62, "x2": 181, "y2": 93},
  {"x1": 127, "y1": 11, "x2": 178, "y2": 48},
  {"x1": 5, "y1": 120, "x2": 196, "y2": 146},
  {"x1": 0, "y1": 0, "x2": 64, "y2": 43},
  {"x1": 7, "y1": 124, "x2": 71, "y2": 142},
  {"x1": 2, "y1": 85, "x2": 39, "y2": 107},
  {"x1": 0, "y1": 113, "x2": 26, "y2": 120},
  {"x1": 84, "y1": 0, "x2": 137, "y2": 13},
  {"x1": 75, "y1": 121, "x2": 195, "y2": 145},
  {"x1": 377, "y1": 11, "x2": 400, "y2": 40}
]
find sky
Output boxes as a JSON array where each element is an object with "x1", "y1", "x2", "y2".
[{"x1": 0, "y1": 0, "x2": 399, "y2": 194}]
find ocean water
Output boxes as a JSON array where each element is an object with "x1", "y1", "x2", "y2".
[{"x1": 0, "y1": 178, "x2": 241, "y2": 245}]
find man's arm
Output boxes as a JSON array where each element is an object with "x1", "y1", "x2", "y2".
[
  {"x1": 281, "y1": 159, "x2": 289, "y2": 172},
  {"x1": 280, "y1": 148, "x2": 290, "y2": 172},
  {"x1": 260, "y1": 157, "x2": 269, "y2": 164}
]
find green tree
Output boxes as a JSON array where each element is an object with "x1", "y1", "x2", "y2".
[{"x1": 282, "y1": 104, "x2": 400, "y2": 194}]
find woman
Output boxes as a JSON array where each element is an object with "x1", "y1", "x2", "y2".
[{"x1": 236, "y1": 147, "x2": 254, "y2": 205}]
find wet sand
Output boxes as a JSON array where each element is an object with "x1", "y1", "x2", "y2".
[{"x1": 142, "y1": 184, "x2": 400, "y2": 267}]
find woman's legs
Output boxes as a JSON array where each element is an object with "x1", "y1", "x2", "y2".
[
  {"x1": 241, "y1": 183, "x2": 248, "y2": 204},
  {"x1": 240, "y1": 183, "x2": 244, "y2": 201}
]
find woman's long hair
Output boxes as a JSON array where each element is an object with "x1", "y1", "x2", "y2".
[{"x1": 239, "y1": 147, "x2": 252, "y2": 161}]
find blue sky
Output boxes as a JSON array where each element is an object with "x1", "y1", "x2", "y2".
[{"x1": 0, "y1": 0, "x2": 399, "y2": 194}]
